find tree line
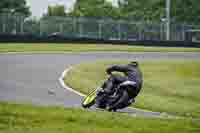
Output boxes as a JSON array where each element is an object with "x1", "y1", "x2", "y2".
[
  {"x1": 0, "y1": 0, "x2": 199, "y2": 24},
  {"x1": 48, "y1": 0, "x2": 200, "y2": 24}
]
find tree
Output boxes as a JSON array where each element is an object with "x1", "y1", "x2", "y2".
[
  {"x1": 119, "y1": 0, "x2": 200, "y2": 24},
  {"x1": 118, "y1": 0, "x2": 165, "y2": 21},
  {"x1": 0, "y1": 0, "x2": 30, "y2": 16},
  {"x1": 171, "y1": 0, "x2": 200, "y2": 24},
  {"x1": 41, "y1": 5, "x2": 68, "y2": 36},
  {"x1": 70, "y1": 0, "x2": 121, "y2": 19},
  {"x1": 45, "y1": 5, "x2": 66, "y2": 17}
]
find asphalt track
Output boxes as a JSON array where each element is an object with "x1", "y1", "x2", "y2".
[{"x1": 0, "y1": 52, "x2": 200, "y2": 118}]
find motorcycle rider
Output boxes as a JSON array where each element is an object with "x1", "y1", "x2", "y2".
[{"x1": 99, "y1": 61, "x2": 143, "y2": 111}]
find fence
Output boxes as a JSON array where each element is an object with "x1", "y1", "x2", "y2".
[{"x1": 0, "y1": 13, "x2": 200, "y2": 42}]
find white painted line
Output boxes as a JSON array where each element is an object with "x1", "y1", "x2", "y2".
[{"x1": 59, "y1": 66, "x2": 86, "y2": 97}]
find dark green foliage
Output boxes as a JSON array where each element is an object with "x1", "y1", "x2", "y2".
[
  {"x1": 0, "y1": 0, "x2": 30, "y2": 17},
  {"x1": 119, "y1": 0, "x2": 165, "y2": 21},
  {"x1": 69, "y1": 0, "x2": 200, "y2": 24},
  {"x1": 70, "y1": 0, "x2": 121, "y2": 19},
  {"x1": 45, "y1": 5, "x2": 66, "y2": 17},
  {"x1": 171, "y1": 0, "x2": 200, "y2": 24}
]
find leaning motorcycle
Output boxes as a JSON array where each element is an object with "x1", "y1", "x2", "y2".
[{"x1": 82, "y1": 80, "x2": 136, "y2": 111}]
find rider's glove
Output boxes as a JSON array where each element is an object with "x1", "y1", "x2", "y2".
[{"x1": 106, "y1": 68, "x2": 112, "y2": 75}]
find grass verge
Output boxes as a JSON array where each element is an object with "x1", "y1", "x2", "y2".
[
  {"x1": 0, "y1": 43, "x2": 200, "y2": 53},
  {"x1": 0, "y1": 102, "x2": 199, "y2": 133},
  {"x1": 64, "y1": 60, "x2": 200, "y2": 118}
]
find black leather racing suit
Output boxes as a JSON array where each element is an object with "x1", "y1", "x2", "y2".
[{"x1": 102, "y1": 62, "x2": 143, "y2": 110}]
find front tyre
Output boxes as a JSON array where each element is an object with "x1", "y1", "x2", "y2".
[{"x1": 82, "y1": 92, "x2": 96, "y2": 108}]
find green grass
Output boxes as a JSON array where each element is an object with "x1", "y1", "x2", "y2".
[
  {"x1": 0, "y1": 102, "x2": 199, "y2": 133},
  {"x1": 0, "y1": 43, "x2": 200, "y2": 53},
  {"x1": 64, "y1": 60, "x2": 200, "y2": 118}
]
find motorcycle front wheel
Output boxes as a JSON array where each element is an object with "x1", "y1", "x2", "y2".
[{"x1": 82, "y1": 90, "x2": 97, "y2": 108}]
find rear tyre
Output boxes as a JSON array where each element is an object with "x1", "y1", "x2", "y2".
[{"x1": 109, "y1": 90, "x2": 129, "y2": 110}]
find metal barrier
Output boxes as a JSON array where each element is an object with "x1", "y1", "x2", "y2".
[{"x1": 0, "y1": 13, "x2": 200, "y2": 42}]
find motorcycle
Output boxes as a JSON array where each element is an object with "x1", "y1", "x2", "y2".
[{"x1": 82, "y1": 79, "x2": 136, "y2": 112}]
